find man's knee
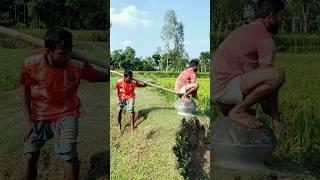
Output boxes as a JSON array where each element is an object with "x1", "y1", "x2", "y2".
[
  {"x1": 193, "y1": 82, "x2": 199, "y2": 89},
  {"x1": 270, "y1": 67, "x2": 285, "y2": 87},
  {"x1": 24, "y1": 152, "x2": 40, "y2": 163}
]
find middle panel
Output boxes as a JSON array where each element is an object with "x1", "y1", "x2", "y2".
[{"x1": 109, "y1": 0, "x2": 210, "y2": 179}]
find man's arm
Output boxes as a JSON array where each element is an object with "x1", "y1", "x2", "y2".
[
  {"x1": 96, "y1": 70, "x2": 109, "y2": 82},
  {"x1": 116, "y1": 88, "x2": 123, "y2": 102},
  {"x1": 82, "y1": 63, "x2": 109, "y2": 82},
  {"x1": 190, "y1": 73, "x2": 196, "y2": 83},
  {"x1": 20, "y1": 62, "x2": 35, "y2": 137},
  {"x1": 21, "y1": 86, "x2": 35, "y2": 137},
  {"x1": 136, "y1": 81, "x2": 147, "y2": 87},
  {"x1": 258, "y1": 37, "x2": 276, "y2": 68}
]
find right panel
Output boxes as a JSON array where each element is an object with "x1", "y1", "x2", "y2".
[{"x1": 211, "y1": 0, "x2": 319, "y2": 179}]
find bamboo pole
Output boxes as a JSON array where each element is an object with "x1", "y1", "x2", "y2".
[
  {"x1": 0, "y1": 26, "x2": 108, "y2": 69},
  {"x1": 110, "y1": 70, "x2": 176, "y2": 94}
]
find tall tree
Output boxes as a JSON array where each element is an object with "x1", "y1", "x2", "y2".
[
  {"x1": 161, "y1": 10, "x2": 185, "y2": 71},
  {"x1": 199, "y1": 51, "x2": 210, "y2": 72}
]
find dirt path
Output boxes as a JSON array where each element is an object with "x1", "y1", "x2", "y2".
[{"x1": 110, "y1": 85, "x2": 210, "y2": 179}]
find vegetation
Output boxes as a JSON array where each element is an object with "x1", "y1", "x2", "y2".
[{"x1": 0, "y1": 0, "x2": 107, "y2": 30}]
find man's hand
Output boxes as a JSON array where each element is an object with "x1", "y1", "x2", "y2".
[
  {"x1": 24, "y1": 119, "x2": 35, "y2": 140},
  {"x1": 273, "y1": 119, "x2": 296, "y2": 137}
]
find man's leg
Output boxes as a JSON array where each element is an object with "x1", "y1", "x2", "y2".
[
  {"x1": 117, "y1": 100, "x2": 125, "y2": 132},
  {"x1": 23, "y1": 121, "x2": 47, "y2": 180},
  {"x1": 22, "y1": 151, "x2": 40, "y2": 180},
  {"x1": 260, "y1": 91, "x2": 296, "y2": 135},
  {"x1": 131, "y1": 111, "x2": 135, "y2": 132},
  {"x1": 127, "y1": 98, "x2": 135, "y2": 132},
  {"x1": 117, "y1": 110, "x2": 123, "y2": 132},
  {"x1": 181, "y1": 83, "x2": 199, "y2": 100},
  {"x1": 229, "y1": 67, "x2": 285, "y2": 128},
  {"x1": 54, "y1": 119, "x2": 79, "y2": 180},
  {"x1": 64, "y1": 158, "x2": 79, "y2": 180}
]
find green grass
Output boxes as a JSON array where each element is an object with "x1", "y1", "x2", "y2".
[
  {"x1": 0, "y1": 48, "x2": 108, "y2": 179},
  {"x1": 274, "y1": 53, "x2": 320, "y2": 161},
  {"x1": 110, "y1": 76, "x2": 209, "y2": 179}
]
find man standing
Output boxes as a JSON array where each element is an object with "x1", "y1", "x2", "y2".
[
  {"x1": 21, "y1": 27, "x2": 108, "y2": 180},
  {"x1": 116, "y1": 70, "x2": 147, "y2": 132},
  {"x1": 213, "y1": 0, "x2": 295, "y2": 135},
  {"x1": 175, "y1": 59, "x2": 200, "y2": 101}
]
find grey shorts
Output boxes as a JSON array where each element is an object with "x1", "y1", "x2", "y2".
[
  {"x1": 213, "y1": 76, "x2": 243, "y2": 104},
  {"x1": 24, "y1": 119, "x2": 79, "y2": 161},
  {"x1": 118, "y1": 98, "x2": 135, "y2": 112}
]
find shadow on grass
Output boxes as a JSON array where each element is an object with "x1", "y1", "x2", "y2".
[
  {"x1": 135, "y1": 107, "x2": 174, "y2": 127},
  {"x1": 85, "y1": 150, "x2": 109, "y2": 180}
]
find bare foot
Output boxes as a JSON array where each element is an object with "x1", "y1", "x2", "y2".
[
  {"x1": 229, "y1": 110, "x2": 263, "y2": 128},
  {"x1": 273, "y1": 119, "x2": 296, "y2": 136},
  {"x1": 181, "y1": 96, "x2": 191, "y2": 102},
  {"x1": 192, "y1": 93, "x2": 199, "y2": 100}
]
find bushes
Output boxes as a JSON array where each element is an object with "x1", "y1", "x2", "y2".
[
  {"x1": 133, "y1": 71, "x2": 210, "y2": 78},
  {"x1": 211, "y1": 32, "x2": 320, "y2": 52}
]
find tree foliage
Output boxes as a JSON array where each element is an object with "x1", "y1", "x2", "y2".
[{"x1": 0, "y1": 0, "x2": 107, "y2": 30}]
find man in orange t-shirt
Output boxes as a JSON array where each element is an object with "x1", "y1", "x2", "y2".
[
  {"x1": 116, "y1": 70, "x2": 147, "y2": 132},
  {"x1": 212, "y1": 0, "x2": 295, "y2": 136},
  {"x1": 175, "y1": 59, "x2": 200, "y2": 101},
  {"x1": 21, "y1": 27, "x2": 108, "y2": 180}
]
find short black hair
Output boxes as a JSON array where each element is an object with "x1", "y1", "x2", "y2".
[
  {"x1": 44, "y1": 27, "x2": 73, "y2": 50},
  {"x1": 255, "y1": 0, "x2": 285, "y2": 19},
  {"x1": 190, "y1": 59, "x2": 199, "y2": 67},
  {"x1": 124, "y1": 70, "x2": 133, "y2": 77}
]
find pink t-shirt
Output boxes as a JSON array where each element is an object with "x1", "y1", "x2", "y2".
[
  {"x1": 175, "y1": 67, "x2": 196, "y2": 92},
  {"x1": 213, "y1": 19, "x2": 276, "y2": 94}
]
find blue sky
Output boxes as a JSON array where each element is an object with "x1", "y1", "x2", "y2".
[{"x1": 110, "y1": 0, "x2": 210, "y2": 59}]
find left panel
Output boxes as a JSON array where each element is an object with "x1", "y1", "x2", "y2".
[{"x1": 0, "y1": 0, "x2": 110, "y2": 179}]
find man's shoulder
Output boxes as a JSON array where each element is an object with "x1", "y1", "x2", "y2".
[
  {"x1": 117, "y1": 79, "x2": 123, "y2": 83},
  {"x1": 68, "y1": 59, "x2": 85, "y2": 69},
  {"x1": 24, "y1": 52, "x2": 45, "y2": 66}
]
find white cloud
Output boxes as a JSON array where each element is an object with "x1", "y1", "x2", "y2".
[
  {"x1": 111, "y1": 5, "x2": 152, "y2": 29},
  {"x1": 121, "y1": 40, "x2": 135, "y2": 47}
]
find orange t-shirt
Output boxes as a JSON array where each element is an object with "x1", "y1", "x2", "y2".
[
  {"x1": 20, "y1": 51, "x2": 100, "y2": 121},
  {"x1": 213, "y1": 19, "x2": 276, "y2": 94},
  {"x1": 116, "y1": 79, "x2": 144, "y2": 100},
  {"x1": 175, "y1": 67, "x2": 196, "y2": 92}
]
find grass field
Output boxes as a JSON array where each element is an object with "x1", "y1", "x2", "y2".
[
  {"x1": 0, "y1": 48, "x2": 109, "y2": 179},
  {"x1": 109, "y1": 76, "x2": 210, "y2": 179},
  {"x1": 211, "y1": 53, "x2": 320, "y2": 179}
]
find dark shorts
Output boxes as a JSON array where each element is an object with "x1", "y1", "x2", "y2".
[{"x1": 24, "y1": 119, "x2": 79, "y2": 161}]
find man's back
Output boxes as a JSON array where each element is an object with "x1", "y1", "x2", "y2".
[{"x1": 175, "y1": 67, "x2": 196, "y2": 92}]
